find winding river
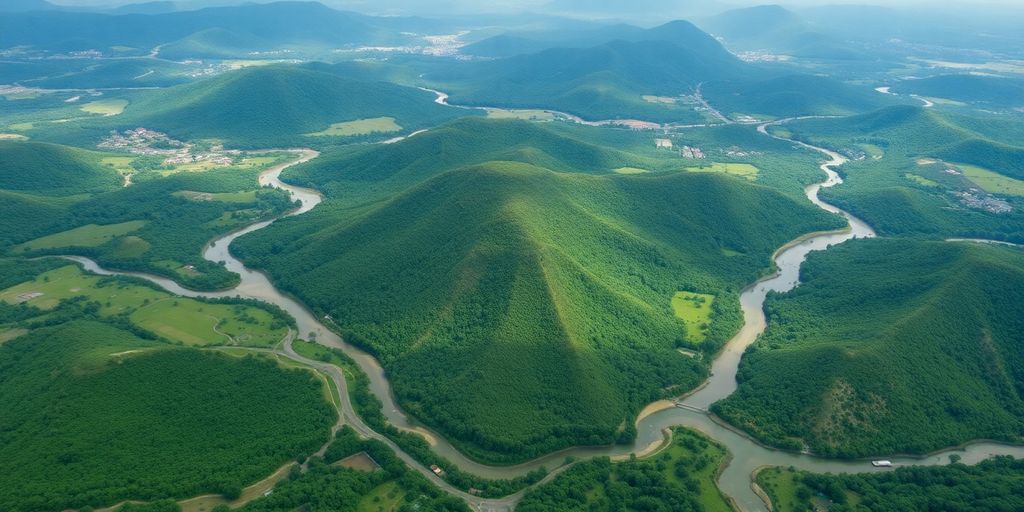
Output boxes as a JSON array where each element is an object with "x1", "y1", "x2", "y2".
[{"x1": 66, "y1": 120, "x2": 1024, "y2": 511}]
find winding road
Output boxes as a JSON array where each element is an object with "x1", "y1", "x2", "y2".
[{"x1": 65, "y1": 117, "x2": 1024, "y2": 511}]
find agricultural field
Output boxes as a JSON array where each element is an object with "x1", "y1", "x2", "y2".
[
  {"x1": 81, "y1": 99, "x2": 129, "y2": 116},
  {"x1": 14, "y1": 220, "x2": 146, "y2": 252},
  {"x1": 1, "y1": 264, "x2": 289, "y2": 347},
  {"x1": 685, "y1": 162, "x2": 760, "y2": 180},
  {"x1": 959, "y1": 163, "x2": 1024, "y2": 196},
  {"x1": 485, "y1": 108, "x2": 556, "y2": 121},
  {"x1": 173, "y1": 190, "x2": 259, "y2": 202},
  {"x1": 306, "y1": 117, "x2": 403, "y2": 137}
]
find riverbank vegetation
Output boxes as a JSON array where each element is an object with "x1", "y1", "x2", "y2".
[
  {"x1": 517, "y1": 428, "x2": 732, "y2": 511},
  {"x1": 1, "y1": 139, "x2": 296, "y2": 290},
  {"x1": 714, "y1": 238, "x2": 1024, "y2": 457},
  {"x1": 784, "y1": 106, "x2": 1024, "y2": 243},
  {"x1": 758, "y1": 457, "x2": 1024, "y2": 512},
  {"x1": 235, "y1": 118, "x2": 845, "y2": 463},
  {"x1": 240, "y1": 426, "x2": 469, "y2": 512}
]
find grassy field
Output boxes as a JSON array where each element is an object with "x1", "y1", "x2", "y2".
[
  {"x1": 357, "y1": 481, "x2": 405, "y2": 512},
  {"x1": 14, "y1": 220, "x2": 146, "y2": 252},
  {"x1": 672, "y1": 291, "x2": 715, "y2": 344},
  {"x1": 517, "y1": 428, "x2": 732, "y2": 511},
  {"x1": 613, "y1": 167, "x2": 650, "y2": 174},
  {"x1": 958, "y1": 163, "x2": 1024, "y2": 196},
  {"x1": 904, "y1": 173, "x2": 940, "y2": 187},
  {"x1": 173, "y1": 190, "x2": 259, "y2": 203},
  {"x1": 131, "y1": 300, "x2": 286, "y2": 347},
  {"x1": 80, "y1": 99, "x2": 129, "y2": 116},
  {"x1": 686, "y1": 162, "x2": 759, "y2": 180},
  {"x1": 0, "y1": 133, "x2": 28, "y2": 140},
  {"x1": 306, "y1": 117, "x2": 402, "y2": 137},
  {"x1": 1, "y1": 264, "x2": 287, "y2": 347},
  {"x1": 756, "y1": 467, "x2": 803, "y2": 512}
]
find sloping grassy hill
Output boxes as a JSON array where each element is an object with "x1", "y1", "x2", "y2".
[
  {"x1": 122, "y1": 65, "x2": 463, "y2": 147},
  {"x1": 714, "y1": 239, "x2": 1024, "y2": 457},
  {"x1": 234, "y1": 119, "x2": 845, "y2": 462},
  {"x1": 786, "y1": 106, "x2": 1024, "y2": 242}
]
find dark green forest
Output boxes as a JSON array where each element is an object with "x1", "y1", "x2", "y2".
[
  {"x1": 0, "y1": 320, "x2": 334, "y2": 511},
  {"x1": 714, "y1": 238, "x2": 1024, "y2": 457}
]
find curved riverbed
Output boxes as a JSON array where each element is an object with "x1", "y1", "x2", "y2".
[{"x1": 66, "y1": 130, "x2": 1024, "y2": 510}]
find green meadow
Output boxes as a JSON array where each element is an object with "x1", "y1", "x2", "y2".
[
  {"x1": 14, "y1": 220, "x2": 147, "y2": 252},
  {"x1": 306, "y1": 117, "x2": 402, "y2": 137},
  {"x1": 672, "y1": 291, "x2": 715, "y2": 344}
]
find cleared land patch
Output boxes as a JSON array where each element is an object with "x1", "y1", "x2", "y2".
[
  {"x1": 0, "y1": 133, "x2": 28, "y2": 140},
  {"x1": 672, "y1": 291, "x2": 715, "y2": 344},
  {"x1": 173, "y1": 190, "x2": 259, "y2": 203},
  {"x1": 905, "y1": 173, "x2": 940, "y2": 187},
  {"x1": 613, "y1": 167, "x2": 650, "y2": 174},
  {"x1": 80, "y1": 99, "x2": 129, "y2": 116},
  {"x1": 485, "y1": 108, "x2": 556, "y2": 121},
  {"x1": 685, "y1": 162, "x2": 759, "y2": 180},
  {"x1": 15, "y1": 220, "x2": 146, "y2": 252},
  {"x1": 958, "y1": 163, "x2": 1024, "y2": 196},
  {"x1": 306, "y1": 117, "x2": 402, "y2": 137}
]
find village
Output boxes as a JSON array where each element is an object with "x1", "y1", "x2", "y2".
[{"x1": 98, "y1": 127, "x2": 238, "y2": 167}]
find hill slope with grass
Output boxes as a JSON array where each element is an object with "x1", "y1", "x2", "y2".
[
  {"x1": 233, "y1": 119, "x2": 845, "y2": 462},
  {"x1": 714, "y1": 238, "x2": 1024, "y2": 457},
  {"x1": 121, "y1": 65, "x2": 463, "y2": 147},
  {"x1": 703, "y1": 74, "x2": 896, "y2": 119},
  {"x1": 892, "y1": 74, "x2": 1024, "y2": 108},
  {"x1": 0, "y1": 141, "x2": 120, "y2": 195}
]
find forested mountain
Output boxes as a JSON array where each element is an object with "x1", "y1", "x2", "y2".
[
  {"x1": 431, "y1": 21, "x2": 745, "y2": 122},
  {"x1": 703, "y1": 74, "x2": 896, "y2": 119},
  {"x1": 0, "y1": 1, "x2": 415, "y2": 54},
  {"x1": 119, "y1": 65, "x2": 463, "y2": 147},
  {"x1": 697, "y1": 5, "x2": 863, "y2": 60},
  {"x1": 0, "y1": 0, "x2": 57, "y2": 11},
  {"x1": 232, "y1": 117, "x2": 845, "y2": 462},
  {"x1": 714, "y1": 238, "x2": 1024, "y2": 457}
]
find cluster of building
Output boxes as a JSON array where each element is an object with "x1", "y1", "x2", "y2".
[
  {"x1": 98, "y1": 128, "x2": 236, "y2": 167},
  {"x1": 680, "y1": 145, "x2": 706, "y2": 159},
  {"x1": 723, "y1": 147, "x2": 763, "y2": 158},
  {"x1": 955, "y1": 190, "x2": 1013, "y2": 214}
]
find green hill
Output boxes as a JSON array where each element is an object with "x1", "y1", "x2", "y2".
[
  {"x1": 786, "y1": 106, "x2": 1024, "y2": 242},
  {"x1": 714, "y1": 238, "x2": 1024, "y2": 457},
  {"x1": 0, "y1": 141, "x2": 120, "y2": 195},
  {"x1": 121, "y1": 65, "x2": 464, "y2": 147},
  {"x1": 893, "y1": 74, "x2": 1024, "y2": 108},
  {"x1": 233, "y1": 119, "x2": 845, "y2": 462},
  {"x1": 432, "y1": 21, "x2": 745, "y2": 123},
  {"x1": 703, "y1": 74, "x2": 896, "y2": 119},
  {"x1": 697, "y1": 5, "x2": 864, "y2": 60}
]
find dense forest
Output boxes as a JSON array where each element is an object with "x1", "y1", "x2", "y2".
[
  {"x1": 714, "y1": 238, "x2": 1024, "y2": 457},
  {"x1": 235, "y1": 119, "x2": 846, "y2": 463},
  {"x1": 0, "y1": 319, "x2": 334, "y2": 511},
  {"x1": 517, "y1": 428, "x2": 732, "y2": 512},
  {"x1": 759, "y1": 457, "x2": 1024, "y2": 512}
]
